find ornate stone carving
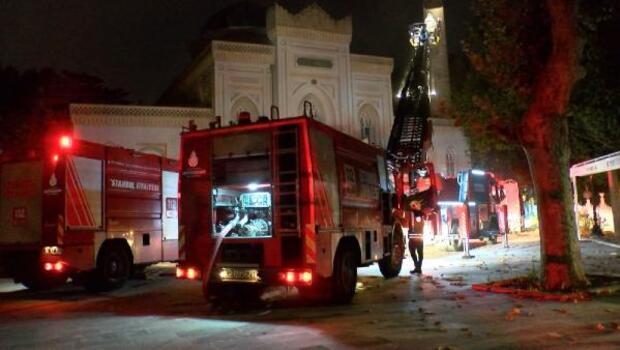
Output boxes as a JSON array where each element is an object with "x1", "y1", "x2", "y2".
[
  {"x1": 270, "y1": 4, "x2": 352, "y2": 34},
  {"x1": 211, "y1": 40, "x2": 275, "y2": 64},
  {"x1": 269, "y1": 26, "x2": 351, "y2": 44},
  {"x1": 70, "y1": 103, "x2": 213, "y2": 127},
  {"x1": 267, "y1": 4, "x2": 352, "y2": 44}
]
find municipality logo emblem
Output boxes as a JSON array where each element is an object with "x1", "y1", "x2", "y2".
[
  {"x1": 49, "y1": 173, "x2": 57, "y2": 187},
  {"x1": 188, "y1": 150, "x2": 198, "y2": 168}
]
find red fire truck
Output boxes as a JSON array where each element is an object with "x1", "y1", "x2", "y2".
[
  {"x1": 0, "y1": 135, "x2": 179, "y2": 290},
  {"x1": 436, "y1": 169, "x2": 508, "y2": 250},
  {"x1": 176, "y1": 116, "x2": 405, "y2": 303}
]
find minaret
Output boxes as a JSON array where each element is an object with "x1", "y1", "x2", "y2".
[
  {"x1": 424, "y1": 0, "x2": 451, "y2": 117},
  {"x1": 422, "y1": 0, "x2": 471, "y2": 177}
]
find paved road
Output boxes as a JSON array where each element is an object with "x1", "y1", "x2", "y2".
[{"x1": 2, "y1": 232, "x2": 620, "y2": 349}]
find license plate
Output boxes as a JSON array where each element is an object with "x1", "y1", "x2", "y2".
[{"x1": 218, "y1": 268, "x2": 259, "y2": 282}]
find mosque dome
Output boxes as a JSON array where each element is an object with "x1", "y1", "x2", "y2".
[{"x1": 200, "y1": 0, "x2": 271, "y2": 46}]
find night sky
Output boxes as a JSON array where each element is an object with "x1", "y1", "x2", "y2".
[{"x1": 0, "y1": 0, "x2": 471, "y2": 104}]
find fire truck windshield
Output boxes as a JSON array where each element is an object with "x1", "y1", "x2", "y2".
[{"x1": 211, "y1": 132, "x2": 273, "y2": 238}]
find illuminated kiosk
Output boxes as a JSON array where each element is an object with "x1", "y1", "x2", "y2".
[{"x1": 570, "y1": 151, "x2": 620, "y2": 240}]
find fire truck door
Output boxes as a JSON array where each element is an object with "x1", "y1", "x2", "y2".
[{"x1": 162, "y1": 170, "x2": 179, "y2": 261}]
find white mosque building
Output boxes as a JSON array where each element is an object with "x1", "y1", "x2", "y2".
[{"x1": 160, "y1": 1, "x2": 470, "y2": 176}]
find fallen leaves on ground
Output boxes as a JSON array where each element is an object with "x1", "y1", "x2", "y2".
[{"x1": 505, "y1": 307, "x2": 521, "y2": 321}]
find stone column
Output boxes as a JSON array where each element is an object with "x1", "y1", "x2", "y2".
[{"x1": 607, "y1": 170, "x2": 620, "y2": 235}]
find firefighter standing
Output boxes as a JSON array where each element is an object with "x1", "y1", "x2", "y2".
[
  {"x1": 406, "y1": 168, "x2": 433, "y2": 275},
  {"x1": 408, "y1": 204, "x2": 425, "y2": 274}
]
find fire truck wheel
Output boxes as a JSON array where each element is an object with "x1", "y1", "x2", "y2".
[
  {"x1": 332, "y1": 248, "x2": 357, "y2": 304},
  {"x1": 379, "y1": 225, "x2": 404, "y2": 278},
  {"x1": 88, "y1": 244, "x2": 131, "y2": 291}
]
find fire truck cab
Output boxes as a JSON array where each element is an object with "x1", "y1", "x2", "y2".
[
  {"x1": 177, "y1": 116, "x2": 404, "y2": 303},
  {"x1": 0, "y1": 135, "x2": 179, "y2": 290}
]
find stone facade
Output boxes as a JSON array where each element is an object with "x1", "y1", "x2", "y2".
[
  {"x1": 163, "y1": 2, "x2": 470, "y2": 176},
  {"x1": 70, "y1": 103, "x2": 213, "y2": 159},
  {"x1": 165, "y1": 4, "x2": 394, "y2": 147}
]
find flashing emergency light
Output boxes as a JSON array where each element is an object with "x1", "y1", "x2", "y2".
[
  {"x1": 43, "y1": 261, "x2": 64, "y2": 272},
  {"x1": 300, "y1": 271, "x2": 312, "y2": 284},
  {"x1": 437, "y1": 201, "x2": 463, "y2": 207},
  {"x1": 52, "y1": 154, "x2": 59, "y2": 163},
  {"x1": 247, "y1": 183, "x2": 260, "y2": 191},
  {"x1": 279, "y1": 269, "x2": 313, "y2": 285},
  {"x1": 285, "y1": 271, "x2": 296, "y2": 283},
  {"x1": 471, "y1": 169, "x2": 486, "y2": 176},
  {"x1": 438, "y1": 201, "x2": 477, "y2": 207},
  {"x1": 176, "y1": 267, "x2": 184, "y2": 278},
  {"x1": 186, "y1": 267, "x2": 197, "y2": 280},
  {"x1": 59, "y1": 135, "x2": 72, "y2": 149}
]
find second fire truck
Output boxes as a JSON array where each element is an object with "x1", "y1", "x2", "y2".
[{"x1": 0, "y1": 135, "x2": 179, "y2": 290}]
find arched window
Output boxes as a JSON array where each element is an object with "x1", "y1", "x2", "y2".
[
  {"x1": 358, "y1": 104, "x2": 381, "y2": 145},
  {"x1": 446, "y1": 146, "x2": 456, "y2": 177}
]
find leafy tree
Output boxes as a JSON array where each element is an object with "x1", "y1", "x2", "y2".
[
  {"x1": 568, "y1": 1, "x2": 620, "y2": 161},
  {"x1": 0, "y1": 66, "x2": 128, "y2": 154},
  {"x1": 454, "y1": 1, "x2": 620, "y2": 178},
  {"x1": 453, "y1": 0, "x2": 589, "y2": 290}
]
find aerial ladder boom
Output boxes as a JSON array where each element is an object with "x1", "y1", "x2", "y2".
[
  {"x1": 387, "y1": 22, "x2": 440, "y2": 228},
  {"x1": 387, "y1": 23, "x2": 432, "y2": 164}
]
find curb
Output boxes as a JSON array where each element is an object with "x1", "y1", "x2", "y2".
[
  {"x1": 588, "y1": 238, "x2": 620, "y2": 249},
  {"x1": 472, "y1": 282, "x2": 590, "y2": 302}
]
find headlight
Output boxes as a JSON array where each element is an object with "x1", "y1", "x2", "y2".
[{"x1": 43, "y1": 246, "x2": 63, "y2": 255}]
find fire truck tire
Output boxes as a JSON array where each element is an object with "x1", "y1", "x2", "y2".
[
  {"x1": 332, "y1": 248, "x2": 357, "y2": 304},
  {"x1": 87, "y1": 244, "x2": 131, "y2": 291},
  {"x1": 379, "y1": 225, "x2": 404, "y2": 278}
]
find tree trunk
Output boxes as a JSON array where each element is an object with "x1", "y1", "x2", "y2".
[
  {"x1": 523, "y1": 118, "x2": 587, "y2": 290},
  {"x1": 520, "y1": 0, "x2": 588, "y2": 290}
]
